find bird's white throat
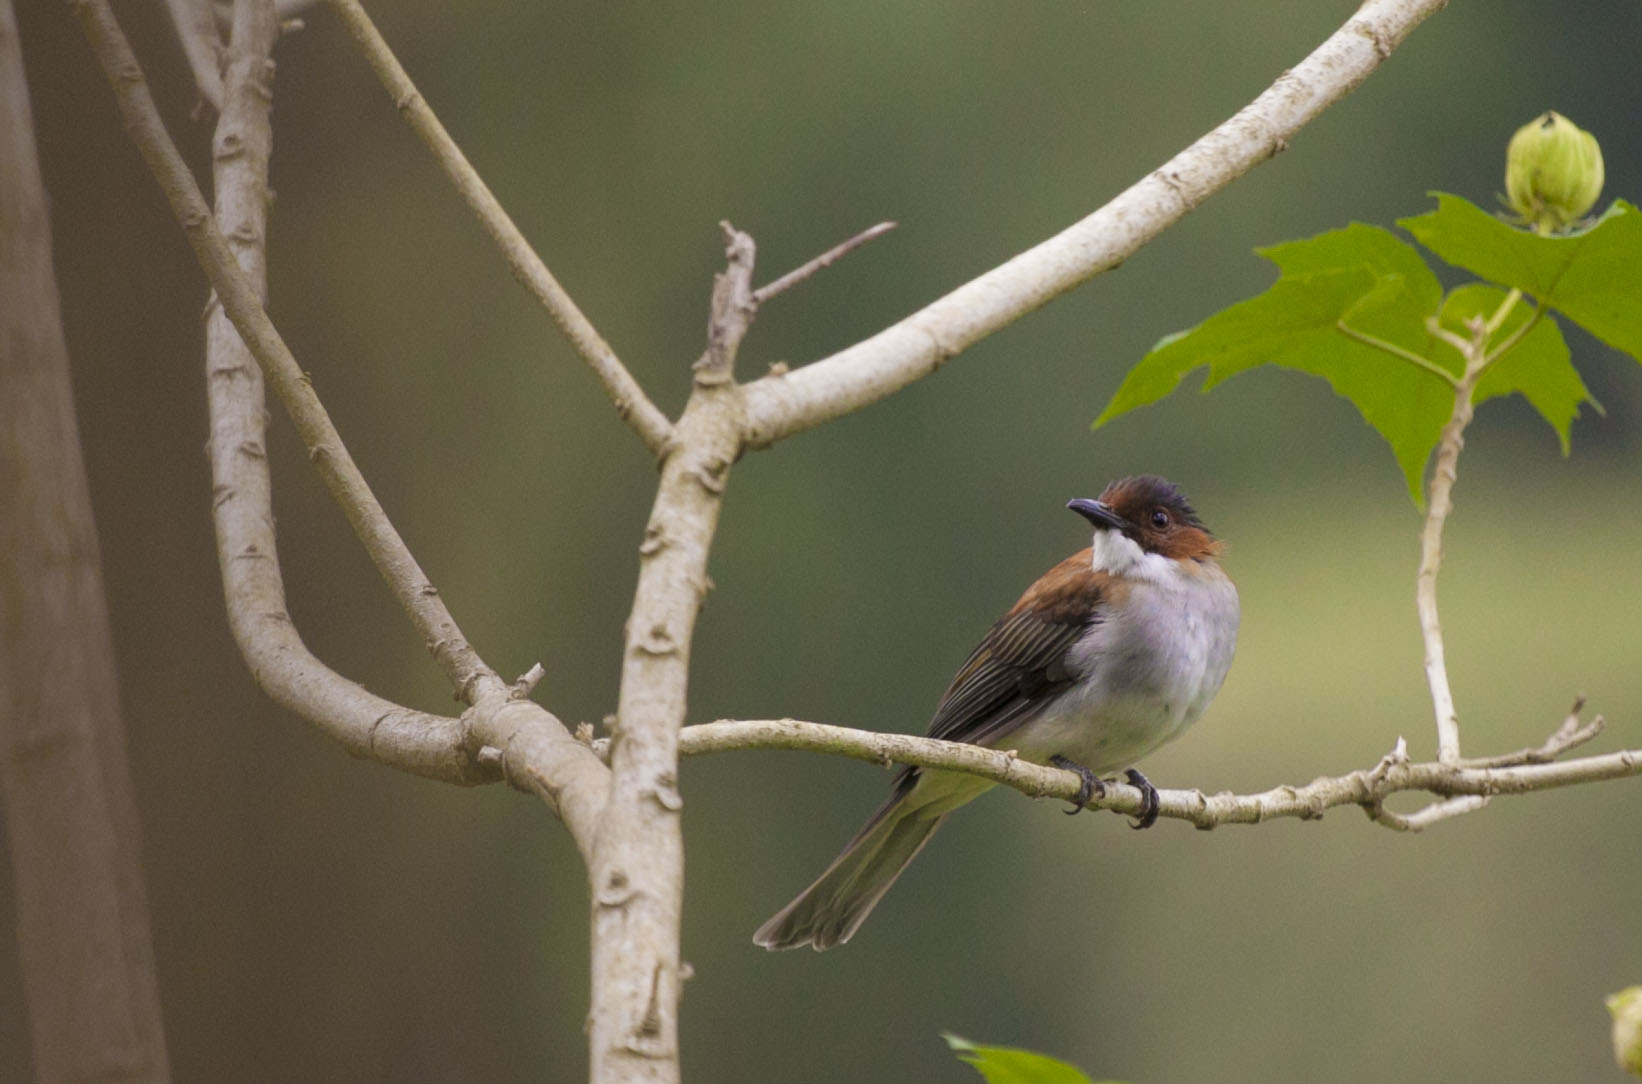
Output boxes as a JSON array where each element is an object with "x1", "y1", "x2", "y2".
[{"x1": 1088, "y1": 529, "x2": 1177, "y2": 583}]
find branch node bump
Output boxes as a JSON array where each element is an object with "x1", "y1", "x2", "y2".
[
  {"x1": 635, "y1": 624, "x2": 677, "y2": 657},
  {"x1": 688, "y1": 455, "x2": 729, "y2": 495},
  {"x1": 1354, "y1": 17, "x2": 1395, "y2": 60},
  {"x1": 638, "y1": 523, "x2": 668, "y2": 557},
  {"x1": 648, "y1": 773, "x2": 684, "y2": 812},
  {"x1": 596, "y1": 870, "x2": 636, "y2": 910}
]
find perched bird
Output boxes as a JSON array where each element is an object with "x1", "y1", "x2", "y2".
[{"x1": 754, "y1": 475, "x2": 1239, "y2": 951}]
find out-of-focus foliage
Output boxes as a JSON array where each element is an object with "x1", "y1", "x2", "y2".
[
  {"x1": 946, "y1": 1033, "x2": 1114, "y2": 1084},
  {"x1": 8, "y1": 1, "x2": 1642, "y2": 1082},
  {"x1": 1612, "y1": 987, "x2": 1642, "y2": 1078}
]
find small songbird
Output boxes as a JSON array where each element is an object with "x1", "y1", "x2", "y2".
[{"x1": 754, "y1": 475, "x2": 1239, "y2": 951}]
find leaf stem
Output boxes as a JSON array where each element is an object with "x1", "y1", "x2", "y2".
[
  {"x1": 1481, "y1": 286, "x2": 1524, "y2": 337},
  {"x1": 1334, "y1": 321, "x2": 1458, "y2": 385},
  {"x1": 1481, "y1": 297, "x2": 1544, "y2": 367}
]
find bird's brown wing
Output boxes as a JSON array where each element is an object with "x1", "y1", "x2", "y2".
[{"x1": 923, "y1": 549, "x2": 1115, "y2": 749}]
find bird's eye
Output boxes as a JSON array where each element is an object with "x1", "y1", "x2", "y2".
[{"x1": 1150, "y1": 509, "x2": 1171, "y2": 530}]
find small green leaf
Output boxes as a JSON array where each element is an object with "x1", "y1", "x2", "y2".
[
  {"x1": 943, "y1": 1033, "x2": 1118, "y2": 1084},
  {"x1": 1441, "y1": 283, "x2": 1598, "y2": 453},
  {"x1": 1261, "y1": 221, "x2": 1444, "y2": 308},
  {"x1": 1400, "y1": 194, "x2": 1642, "y2": 361},
  {"x1": 1260, "y1": 223, "x2": 1448, "y2": 366},
  {"x1": 1096, "y1": 225, "x2": 1455, "y2": 504}
]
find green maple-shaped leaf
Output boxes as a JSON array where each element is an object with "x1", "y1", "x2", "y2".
[
  {"x1": 1400, "y1": 195, "x2": 1642, "y2": 362},
  {"x1": 944, "y1": 1033, "x2": 1118, "y2": 1084},
  {"x1": 1095, "y1": 224, "x2": 1454, "y2": 503},
  {"x1": 1096, "y1": 203, "x2": 1617, "y2": 505}
]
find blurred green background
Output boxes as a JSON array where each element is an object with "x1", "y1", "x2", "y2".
[{"x1": 9, "y1": 0, "x2": 1642, "y2": 1080}]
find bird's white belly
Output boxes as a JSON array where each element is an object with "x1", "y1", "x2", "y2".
[{"x1": 1000, "y1": 571, "x2": 1238, "y2": 775}]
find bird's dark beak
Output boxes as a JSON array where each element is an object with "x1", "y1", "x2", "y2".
[{"x1": 1067, "y1": 497, "x2": 1123, "y2": 531}]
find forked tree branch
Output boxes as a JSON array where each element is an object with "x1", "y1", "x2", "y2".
[
  {"x1": 198, "y1": 0, "x2": 610, "y2": 850},
  {"x1": 76, "y1": 0, "x2": 612, "y2": 853},
  {"x1": 325, "y1": 0, "x2": 674, "y2": 459},
  {"x1": 71, "y1": 0, "x2": 500, "y2": 703},
  {"x1": 201, "y1": 0, "x2": 484, "y2": 782},
  {"x1": 737, "y1": 0, "x2": 1451, "y2": 447},
  {"x1": 162, "y1": 0, "x2": 224, "y2": 108}
]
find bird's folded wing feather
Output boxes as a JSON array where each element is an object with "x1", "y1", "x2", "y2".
[{"x1": 924, "y1": 549, "x2": 1111, "y2": 749}]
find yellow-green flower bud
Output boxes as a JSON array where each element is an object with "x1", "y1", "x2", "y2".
[
  {"x1": 1505, "y1": 111, "x2": 1605, "y2": 232},
  {"x1": 1610, "y1": 986, "x2": 1642, "y2": 1078}
]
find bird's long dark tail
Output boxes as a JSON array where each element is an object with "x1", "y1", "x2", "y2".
[{"x1": 754, "y1": 769, "x2": 988, "y2": 950}]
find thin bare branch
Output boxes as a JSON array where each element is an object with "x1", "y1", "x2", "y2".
[
  {"x1": 694, "y1": 222, "x2": 758, "y2": 384},
  {"x1": 163, "y1": 0, "x2": 224, "y2": 109},
  {"x1": 210, "y1": 0, "x2": 317, "y2": 32},
  {"x1": 661, "y1": 717, "x2": 1641, "y2": 830},
  {"x1": 1458, "y1": 697, "x2": 1604, "y2": 769},
  {"x1": 324, "y1": 0, "x2": 674, "y2": 458},
  {"x1": 739, "y1": 0, "x2": 1451, "y2": 447},
  {"x1": 512, "y1": 662, "x2": 547, "y2": 697},
  {"x1": 71, "y1": 0, "x2": 501, "y2": 704},
  {"x1": 1417, "y1": 307, "x2": 1501, "y2": 764},
  {"x1": 1366, "y1": 795, "x2": 1489, "y2": 831},
  {"x1": 752, "y1": 221, "x2": 897, "y2": 304}
]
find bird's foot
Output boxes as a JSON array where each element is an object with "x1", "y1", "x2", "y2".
[
  {"x1": 1050, "y1": 755, "x2": 1104, "y2": 815},
  {"x1": 1124, "y1": 768, "x2": 1160, "y2": 830}
]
